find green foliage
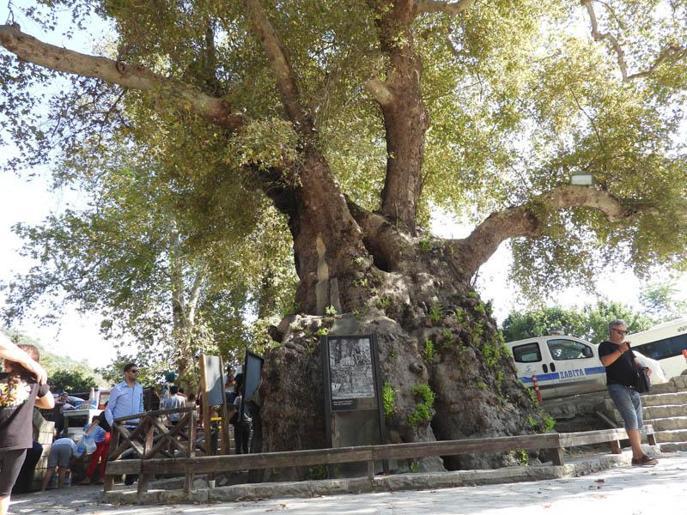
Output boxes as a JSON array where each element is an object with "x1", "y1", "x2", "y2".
[
  {"x1": 514, "y1": 449, "x2": 529, "y2": 466},
  {"x1": 502, "y1": 301, "x2": 653, "y2": 343},
  {"x1": 376, "y1": 296, "x2": 392, "y2": 311},
  {"x1": 408, "y1": 383, "x2": 435, "y2": 426},
  {"x1": 48, "y1": 369, "x2": 97, "y2": 394},
  {"x1": 382, "y1": 382, "x2": 396, "y2": 417},
  {"x1": 454, "y1": 309, "x2": 466, "y2": 325},
  {"x1": 429, "y1": 302, "x2": 443, "y2": 325},
  {"x1": 418, "y1": 236, "x2": 432, "y2": 253},
  {"x1": 324, "y1": 305, "x2": 338, "y2": 317},
  {"x1": 2, "y1": 152, "x2": 296, "y2": 382},
  {"x1": 422, "y1": 339, "x2": 435, "y2": 362},
  {"x1": 526, "y1": 413, "x2": 556, "y2": 433},
  {"x1": 316, "y1": 327, "x2": 329, "y2": 337},
  {"x1": 639, "y1": 278, "x2": 687, "y2": 322},
  {"x1": 480, "y1": 338, "x2": 508, "y2": 369},
  {"x1": 542, "y1": 414, "x2": 556, "y2": 433},
  {"x1": 226, "y1": 118, "x2": 298, "y2": 171}
]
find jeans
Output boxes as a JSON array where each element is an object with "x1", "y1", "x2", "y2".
[{"x1": 608, "y1": 383, "x2": 643, "y2": 431}]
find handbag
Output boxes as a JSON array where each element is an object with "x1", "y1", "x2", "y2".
[{"x1": 634, "y1": 367, "x2": 651, "y2": 393}]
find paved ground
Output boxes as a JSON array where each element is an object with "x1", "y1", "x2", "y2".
[{"x1": 10, "y1": 452, "x2": 687, "y2": 514}]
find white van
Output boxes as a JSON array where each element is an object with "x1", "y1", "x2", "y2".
[{"x1": 506, "y1": 335, "x2": 606, "y2": 399}]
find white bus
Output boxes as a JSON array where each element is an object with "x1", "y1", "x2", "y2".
[{"x1": 629, "y1": 318, "x2": 687, "y2": 379}]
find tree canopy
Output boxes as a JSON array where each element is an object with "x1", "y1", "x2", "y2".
[
  {"x1": 3, "y1": 149, "x2": 295, "y2": 379},
  {"x1": 501, "y1": 301, "x2": 653, "y2": 344},
  {"x1": 0, "y1": 1, "x2": 685, "y2": 300}
]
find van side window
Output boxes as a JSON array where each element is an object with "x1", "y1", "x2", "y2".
[
  {"x1": 547, "y1": 339, "x2": 593, "y2": 360},
  {"x1": 512, "y1": 343, "x2": 542, "y2": 363}
]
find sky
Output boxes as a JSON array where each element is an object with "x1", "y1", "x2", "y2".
[
  {"x1": 0, "y1": 3, "x2": 116, "y2": 368},
  {"x1": 0, "y1": 3, "x2": 685, "y2": 370}
]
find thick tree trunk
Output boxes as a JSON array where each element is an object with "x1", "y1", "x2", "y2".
[{"x1": 260, "y1": 226, "x2": 546, "y2": 476}]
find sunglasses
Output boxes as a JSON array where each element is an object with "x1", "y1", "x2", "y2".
[
  {"x1": 613, "y1": 329, "x2": 628, "y2": 335},
  {"x1": 128, "y1": 369, "x2": 140, "y2": 374}
]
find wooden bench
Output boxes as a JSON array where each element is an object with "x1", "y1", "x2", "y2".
[{"x1": 104, "y1": 425, "x2": 657, "y2": 498}]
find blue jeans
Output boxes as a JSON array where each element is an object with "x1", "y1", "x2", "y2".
[{"x1": 608, "y1": 383, "x2": 643, "y2": 431}]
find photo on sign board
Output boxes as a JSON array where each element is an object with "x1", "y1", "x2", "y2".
[{"x1": 328, "y1": 337, "x2": 375, "y2": 400}]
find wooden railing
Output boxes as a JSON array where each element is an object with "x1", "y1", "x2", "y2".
[
  {"x1": 106, "y1": 407, "x2": 203, "y2": 494},
  {"x1": 104, "y1": 424, "x2": 656, "y2": 499}
]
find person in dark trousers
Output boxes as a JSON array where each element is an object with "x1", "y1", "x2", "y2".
[
  {"x1": 599, "y1": 319, "x2": 657, "y2": 467},
  {"x1": 230, "y1": 373, "x2": 252, "y2": 454},
  {"x1": 11, "y1": 440, "x2": 43, "y2": 494},
  {"x1": 0, "y1": 341, "x2": 54, "y2": 515}
]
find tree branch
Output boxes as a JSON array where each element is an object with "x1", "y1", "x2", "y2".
[
  {"x1": 367, "y1": 0, "x2": 430, "y2": 234},
  {"x1": 450, "y1": 185, "x2": 636, "y2": 279},
  {"x1": 346, "y1": 199, "x2": 414, "y2": 271},
  {"x1": 0, "y1": 24, "x2": 245, "y2": 129},
  {"x1": 626, "y1": 43, "x2": 687, "y2": 80},
  {"x1": 583, "y1": 0, "x2": 629, "y2": 80},
  {"x1": 415, "y1": 0, "x2": 476, "y2": 16},
  {"x1": 364, "y1": 78, "x2": 395, "y2": 106},
  {"x1": 583, "y1": 1, "x2": 687, "y2": 82},
  {"x1": 186, "y1": 267, "x2": 207, "y2": 326},
  {"x1": 244, "y1": 0, "x2": 312, "y2": 133}
]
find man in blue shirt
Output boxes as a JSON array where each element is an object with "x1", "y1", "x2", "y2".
[{"x1": 103, "y1": 363, "x2": 144, "y2": 429}]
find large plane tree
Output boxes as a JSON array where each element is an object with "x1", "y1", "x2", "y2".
[{"x1": 1, "y1": 1, "x2": 686, "y2": 468}]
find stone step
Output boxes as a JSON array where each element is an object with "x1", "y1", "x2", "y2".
[
  {"x1": 640, "y1": 391, "x2": 687, "y2": 406},
  {"x1": 647, "y1": 375, "x2": 687, "y2": 394},
  {"x1": 644, "y1": 416, "x2": 687, "y2": 431},
  {"x1": 658, "y1": 441, "x2": 687, "y2": 453},
  {"x1": 655, "y1": 429, "x2": 687, "y2": 443},
  {"x1": 643, "y1": 404, "x2": 687, "y2": 419}
]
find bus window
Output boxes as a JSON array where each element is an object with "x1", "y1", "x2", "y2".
[{"x1": 634, "y1": 334, "x2": 687, "y2": 361}]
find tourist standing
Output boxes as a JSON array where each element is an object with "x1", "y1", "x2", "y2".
[
  {"x1": 103, "y1": 363, "x2": 144, "y2": 430},
  {"x1": 0, "y1": 340, "x2": 54, "y2": 515},
  {"x1": 599, "y1": 319, "x2": 657, "y2": 466},
  {"x1": 161, "y1": 385, "x2": 186, "y2": 424}
]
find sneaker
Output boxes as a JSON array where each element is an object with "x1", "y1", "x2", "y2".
[{"x1": 631, "y1": 455, "x2": 658, "y2": 466}]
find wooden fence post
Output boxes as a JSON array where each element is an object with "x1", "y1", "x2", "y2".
[
  {"x1": 185, "y1": 410, "x2": 197, "y2": 494},
  {"x1": 137, "y1": 417, "x2": 154, "y2": 497},
  {"x1": 104, "y1": 422, "x2": 120, "y2": 492},
  {"x1": 551, "y1": 447, "x2": 565, "y2": 466}
]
